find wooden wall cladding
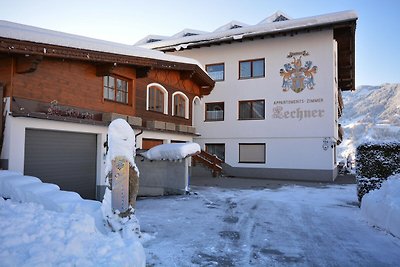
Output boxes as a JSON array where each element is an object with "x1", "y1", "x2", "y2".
[
  {"x1": 5, "y1": 55, "x2": 200, "y2": 127},
  {"x1": 0, "y1": 57, "x2": 12, "y2": 96},
  {"x1": 11, "y1": 57, "x2": 137, "y2": 116},
  {"x1": 135, "y1": 69, "x2": 199, "y2": 126}
]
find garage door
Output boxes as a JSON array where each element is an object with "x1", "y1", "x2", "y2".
[
  {"x1": 24, "y1": 129, "x2": 97, "y2": 199},
  {"x1": 142, "y1": 138, "x2": 163, "y2": 150}
]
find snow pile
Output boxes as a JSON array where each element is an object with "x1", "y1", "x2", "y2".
[
  {"x1": 361, "y1": 174, "x2": 400, "y2": 238},
  {"x1": 105, "y1": 118, "x2": 138, "y2": 175},
  {"x1": 338, "y1": 83, "x2": 400, "y2": 161},
  {"x1": 0, "y1": 171, "x2": 104, "y2": 231},
  {"x1": 101, "y1": 187, "x2": 150, "y2": 244},
  {"x1": 141, "y1": 142, "x2": 201, "y2": 161},
  {"x1": 0, "y1": 198, "x2": 145, "y2": 267}
]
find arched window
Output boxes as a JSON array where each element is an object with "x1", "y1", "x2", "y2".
[
  {"x1": 147, "y1": 83, "x2": 168, "y2": 114},
  {"x1": 172, "y1": 92, "x2": 189, "y2": 119}
]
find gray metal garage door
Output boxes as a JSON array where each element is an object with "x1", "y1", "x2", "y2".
[{"x1": 24, "y1": 129, "x2": 97, "y2": 199}]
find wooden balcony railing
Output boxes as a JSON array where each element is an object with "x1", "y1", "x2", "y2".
[
  {"x1": 338, "y1": 89, "x2": 344, "y2": 117},
  {"x1": 338, "y1": 124, "x2": 344, "y2": 145},
  {"x1": 192, "y1": 150, "x2": 223, "y2": 177}
]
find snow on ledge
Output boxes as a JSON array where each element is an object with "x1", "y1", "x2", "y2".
[
  {"x1": 141, "y1": 142, "x2": 200, "y2": 161},
  {"x1": 361, "y1": 173, "x2": 400, "y2": 238},
  {"x1": 0, "y1": 170, "x2": 104, "y2": 232}
]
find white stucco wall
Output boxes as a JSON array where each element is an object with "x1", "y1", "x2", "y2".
[
  {"x1": 1, "y1": 115, "x2": 108, "y2": 186},
  {"x1": 1, "y1": 108, "x2": 194, "y2": 186},
  {"x1": 172, "y1": 30, "x2": 338, "y2": 171}
]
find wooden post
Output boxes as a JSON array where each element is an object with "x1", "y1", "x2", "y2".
[
  {"x1": 129, "y1": 166, "x2": 140, "y2": 208},
  {"x1": 111, "y1": 156, "x2": 129, "y2": 213}
]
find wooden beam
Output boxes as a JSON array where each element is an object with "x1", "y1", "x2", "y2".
[
  {"x1": 15, "y1": 55, "x2": 42, "y2": 74},
  {"x1": 95, "y1": 63, "x2": 116, "y2": 77},
  {"x1": 180, "y1": 70, "x2": 194, "y2": 80},
  {"x1": 136, "y1": 67, "x2": 150, "y2": 78}
]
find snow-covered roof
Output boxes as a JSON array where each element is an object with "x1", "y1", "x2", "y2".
[
  {"x1": 139, "y1": 10, "x2": 357, "y2": 51},
  {"x1": 213, "y1": 20, "x2": 249, "y2": 32},
  {"x1": 0, "y1": 20, "x2": 201, "y2": 67}
]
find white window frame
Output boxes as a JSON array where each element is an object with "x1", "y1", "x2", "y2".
[
  {"x1": 172, "y1": 91, "x2": 189, "y2": 119},
  {"x1": 146, "y1": 83, "x2": 168, "y2": 115}
]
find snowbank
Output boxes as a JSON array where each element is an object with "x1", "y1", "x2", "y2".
[
  {"x1": 0, "y1": 198, "x2": 145, "y2": 267},
  {"x1": 0, "y1": 170, "x2": 146, "y2": 266},
  {"x1": 361, "y1": 174, "x2": 400, "y2": 238},
  {"x1": 0, "y1": 171, "x2": 103, "y2": 230},
  {"x1": 105, "y1": 118, "x2": 138, "y2": 175},
  {"x1": 141, "y1": 142, "x2": 200, "y2": 161}
]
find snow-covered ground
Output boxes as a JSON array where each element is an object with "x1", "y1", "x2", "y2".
[
  {"x1": 136, "y1": 185, "x2": 400, "y2": 266},
  {"x1": 338, "y1": 83, "x2": 400, "y2": 162},
  {"x1": 2, "y1": 181, "x2": 400, "y2": 266}
]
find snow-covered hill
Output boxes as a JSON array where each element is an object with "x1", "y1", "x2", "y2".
[{"x1": 338, "y1": 83, "x2": 400, "y2": 161}]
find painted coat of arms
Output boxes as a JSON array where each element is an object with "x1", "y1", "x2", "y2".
[{"x1": 280, "y1": 51, "x2": 317, "y2": 93}]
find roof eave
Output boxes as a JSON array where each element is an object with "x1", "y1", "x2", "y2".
[{"x1": 0, "y1": 37, "x2": 215, "y2": 90}]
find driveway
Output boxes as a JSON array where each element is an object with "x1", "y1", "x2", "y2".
[{"x1": 136, "y1": 184, "x2": 400, "y2": 266}]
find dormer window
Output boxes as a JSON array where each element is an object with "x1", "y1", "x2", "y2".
[
  {"x1": 147, "y1": 38, "x2": 161, "y2": 43},
  {"x1": 183, "y1": 33, "x2": 198, "y2": 37},
  {"x1": 230, "y1": 25, "x2": 242, "y2": 30},
  {"x1": 273, "y1": 15, "x2": 289, "y2": 22}
]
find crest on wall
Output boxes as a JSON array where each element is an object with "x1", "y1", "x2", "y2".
[{"x1": 280, "y1": 51, "x2": 317, "y2": 93}]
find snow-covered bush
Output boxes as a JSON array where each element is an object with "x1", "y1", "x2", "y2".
[{"x1": 356, "y1": 142, "x2": 400, "y2": 202}]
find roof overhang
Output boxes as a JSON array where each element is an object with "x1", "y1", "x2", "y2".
[
  {"x1": 0, "y1": 37, "x2": 215, "y2": 92},
  {"x1": 333, "y1": 20, "x2": 356, "y2": 91}
]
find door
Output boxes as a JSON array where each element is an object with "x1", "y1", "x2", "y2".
[{"x1": 24, "y1": 129, "x2": 97, "y2": 199}]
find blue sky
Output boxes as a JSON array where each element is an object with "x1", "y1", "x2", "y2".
[{"x1": 1, "y1": 0, "x2": 399, "y2": 86}]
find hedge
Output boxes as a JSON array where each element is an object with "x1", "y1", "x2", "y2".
[{"x1": 356, "y1": 142, "x2": 400, "y2": 203}]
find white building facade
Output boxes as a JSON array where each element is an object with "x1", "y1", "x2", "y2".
[{"x1": 140, "y1": 11, "x2": 357, "y2": 181}]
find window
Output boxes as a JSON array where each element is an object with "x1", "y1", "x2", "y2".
[
  {"x1": 147, "y1": 83, "x2": 168, "y2": 114},
  {"x1": 239, "y1": 58, "x2": 265, "y2": 79},
  {"x1": 206, "y1": 63, "x2": 224, "y2": 81},
  {"x1": 172, "y1": 92, "x2": 189, "y2": 119},
  {"x1": 103, "y1": 76, "x2": 129, "y2": 104},
  {"x1": 205, "y1": 144, "x2": 225, "y2": 162},
  {"x1": 205, "y1": 102, "x2": 224, "y2": 121},
  {"x1": 239, "y1": 143, "x2": 266, "y2": 163},
  {"x1": 239, "y1": 100, "x2": 265, "y2": 120}
]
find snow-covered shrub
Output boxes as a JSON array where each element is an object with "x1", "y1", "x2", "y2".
[{"x1": 356, "y1": 142, "x2": 400, "y2": 203}]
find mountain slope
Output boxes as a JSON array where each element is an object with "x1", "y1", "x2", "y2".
[{"x1": 338, "y1": 83, "x2": 400, "y2": 161}]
